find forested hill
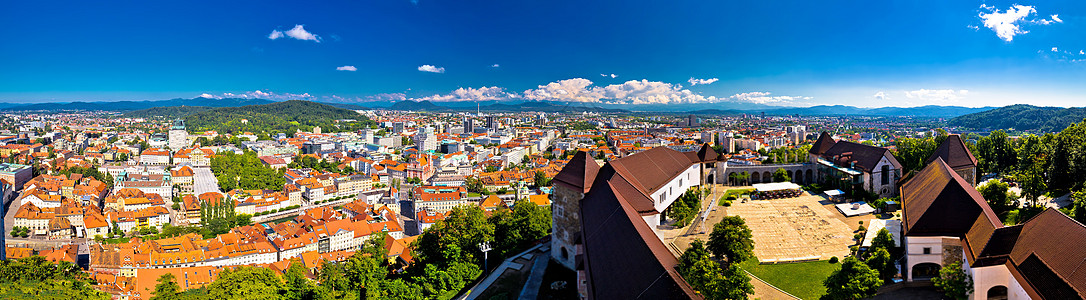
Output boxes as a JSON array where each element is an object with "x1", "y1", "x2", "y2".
[
  {"x1": 123, "y1": 106, "x2": 213, "y2": 118},
  {"x1": 184, "y1": 100, "x2": 374, "y2": 134},
  {"x1": 949, "y1": 104, "x2": 1086, "y2": 132}
]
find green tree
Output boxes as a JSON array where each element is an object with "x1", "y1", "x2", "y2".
[
  {"x1": 707, "y1": 216, "x2": 755, "y2": 265},
  {"x1": 821, "y1": 257, "x2": 882, "y2": 300},
  {"x1": 772, "y1": 168, "x2": 791, "y2": 182},
  {"x1": 205, "y1": 266, "x2": 284, "y2": 300},
  {"x1": 150, "y1": 273, "x2": 181, "y2": 300},
  {"x1": 491, "y1": 200, "x2": 552, "y2": 257},
  {"x1": 1071, "y1": 189, "x2": 1086, "y2": 224},
  {"x1": 678, "y1": 240, "x2": 753, "y2": 300},
  {"x1": 932, "y1": 261, "x2": 973, "y2": 300},
  {"x1": 976, "y1": 180, "x2": 1017, "y2": 219},
  {"x1": 533, "y1": 171, "x2": 550, "y2": 188},
  {"x1": 1017, "y1": 164, "x2": 1047, "y2": 207},
  {"x1": 282, "y1": 262, "x2": 314, "y2": 300},
  {"x1": 864, "y1": 248, "x2": 896, "y2": 283}
]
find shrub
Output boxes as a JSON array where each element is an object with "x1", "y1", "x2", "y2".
[
  {"x1": 829, "y1": 256, "x2": 839, "y2": 264},
  {"x1": 858, "y1": 225, "x2": 866, "y2": 232}
]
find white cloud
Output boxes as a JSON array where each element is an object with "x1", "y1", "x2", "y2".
[
  {"x1": 417, "y1": 86, "x2": 514, "y2": 102},
  {"x1": 199, "y1": 90, "x2": 315, "y2": 101},
  {"x1": 269, "y1": 25, "x2": 321, "y2": 42},
  {"x1": 336, "y1": 65, "x2": 357, "y2": 71},
  {"x1": 600, "y1": 73, "x2": 617, "y2": 78},
  {"x1": 1052, "y1": 47, "x2": 1059, "y2": 52},
  {"x1": 978, "y1": 5, "x2": 1034, "y2": 42},
  {"x1": 490, "y1": 64, "x2": 500, "y2": 68},
  {"x1": 873, "y1": 91, "x2": 889, "y2": 100},
  {"x1": 522, "y1": 78, "x2": 602, "y2": 103},
  {"x1": 521, "y1": 78, "x2": 733, "y2": 104},
  {"x1": 1052, "y1": 14, "x2": 1063, "y2": 23},
  {"x1": 418, "y1": 65, "x2": 445, "y2": 73},
  {"x1": 688, "y1": 77, "x2": 719, "y2": 86},
  {"x1": 728, "y1": 92, "x2": 810, "y2": 105},
  {"x1": 1081, "y1": 50, "x2": 1085, "y2": 55},
  {"x1": 903, "y1": 89, "x2": 968, "y2": 102},
  {"x1": 198, "y1": 93, "x2": 217, "y2": 99}
]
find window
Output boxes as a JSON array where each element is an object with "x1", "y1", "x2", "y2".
[
  {"x1": 881, "y1": 165, "x2": 890, "y2": 185},
  {"x1": 923, "y1": 247, "x2": 931, "y2": 254},
  {"x1": 658, "y1": 194, "x2": 665, "y2": 204}
]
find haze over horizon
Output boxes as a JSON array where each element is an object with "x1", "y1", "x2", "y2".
[{"x1": 3, "y1": 1, "x2": 1085, "y2": 108}]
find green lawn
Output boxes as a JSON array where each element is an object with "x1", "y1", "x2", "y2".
[
  {"x1": 719, "y1": 188, "x2": 754, "y2": 206},
  {"x1": 738, "y1": 258, "x2": 839, "y2": 300}
]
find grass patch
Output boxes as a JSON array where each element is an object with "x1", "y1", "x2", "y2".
[
  {"x1": 467, "y1": 192, "x2": 482, "y2": 198},
  {"x1": 719, "y1": 188, "x2": 754, "y2": 206},
  {"x1": 738, "y1": 258, "x2": 839, "y2": 300}
]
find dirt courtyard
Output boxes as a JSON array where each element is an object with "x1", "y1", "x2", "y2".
[{"x1": 728, "y1": 194, "x2": 854, "y2": 263}]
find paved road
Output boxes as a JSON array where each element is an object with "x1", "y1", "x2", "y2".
[{"x1": 193, "y1": 167, "x2": 220, "y2": 195}]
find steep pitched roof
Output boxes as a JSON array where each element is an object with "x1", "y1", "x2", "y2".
[
  {"x1": 809, "y1": 131, "x2": 836, "y2": 155},
  {"x1": 925, "y1": 134, "x2": 978, "y2": 169},
  {"x1": 820, "y1": 140, "x2": 898, "y2": 172},
  {"x1": 580, "y1": 164, "x2": 701, "y2": 299},
  {"x1": 608, "y1": 147, "x2": 696, "y2": 195},
  {"x1": 553, "y1": 151, "x2": 600, "y2": 193},
  {"x1": 693, "y1": 143, "x2": 720, "y2": 163},
  {"x1": 1007, "y1": 209, "x2": 1086, "y2": 299},
  {"x1": 901, "y1": 158, "x2": 1000, "y2": 237}
]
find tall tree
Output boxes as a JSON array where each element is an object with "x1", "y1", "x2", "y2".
[
  {"x1": 932, "y1": 261, "x2": 973, "y2": 300},
  {"x1": 205, "y1": 266, "x2": 284, "y2": 300},
  {"x1": 976, "y1": 180, "x2": 1017, "y2": 219},
  {"x1": 150, "y1": 273, "x2": 181, "y2": 300},
  {"x1": 707, "y1": 216, "x2": 755, "y2": 265},
  {"x1": 821, "y1": 257, "x2": 882, "y2": 300}
]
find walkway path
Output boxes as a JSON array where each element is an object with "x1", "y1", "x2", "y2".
[{"x1": 517, "y1": 251, "x2": 551, "y2": 300}]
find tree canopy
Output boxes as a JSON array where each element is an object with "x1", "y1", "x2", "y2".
[{"x1": 707, "y1": 216, "x2": 755, "y2": 265}]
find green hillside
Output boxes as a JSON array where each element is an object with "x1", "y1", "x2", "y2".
[
  {"x1": 184, "y1": 100, "x2": 374, "y2": 134},
  {"x1": 949, "y1": 104, "x2": 1086, "y2": 133},
  {"x1": 122, "y1": 106, "x2": 213, "y2": 118}
]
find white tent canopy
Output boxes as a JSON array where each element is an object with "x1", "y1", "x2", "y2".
[{"x1": 752, "y1": 182, "x2": 802, "y2": 192}]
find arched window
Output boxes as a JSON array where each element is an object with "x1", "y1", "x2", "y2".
[
  {"x1": 561, "y1": 247, "x2": 569, "y2": 260},
  {"x1": 987, "y1": 286, "x2": 1008, "y2": 300},
  {"x1": 881, "y1": 165, "x2": 890, "y2": 185}
]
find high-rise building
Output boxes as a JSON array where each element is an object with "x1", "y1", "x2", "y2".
[
  {"x1": 485, "y1": 115, "x2": 498, "y2": 131},
  {"x1": 463, "y1": 117, "x2": 474, "y2": 134},
  {"x1": 392, "y1": 122, "x2": 405, "y2": 134},
  {"x1": 414, "y1": 127, "x2": 438, "y2": 152},
  {"x1": 168, "y1": 119, "x2": 188, "y2": 150}
]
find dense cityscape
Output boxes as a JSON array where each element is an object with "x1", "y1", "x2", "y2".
[{"x1": 4, "y1": 1, "x2": 1086, "y2": 299}]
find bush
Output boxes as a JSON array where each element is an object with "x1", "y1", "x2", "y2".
[
  {"x1": 829, "y1": 256, "x2": 839, "y2": 264},
  {"x1": 853, "y1": 233, "x2": 863, "y2": 240},
  {"x1": 858, "y1": 225, "x2": 866, "y2": 232}
]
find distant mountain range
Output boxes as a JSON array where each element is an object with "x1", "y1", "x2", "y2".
[
  {"x1": 949, "y1": 104, "x2": 1086, "y2": 132},
  {"x1": 0, "y1": 97, "x2": 274, "y2": 111},
  {"x1": 0, "y1": 96, "x2": 997, "y2": 118},
  {"x1": 383, "y1": 100, "x2": 992, "y2": 117}
]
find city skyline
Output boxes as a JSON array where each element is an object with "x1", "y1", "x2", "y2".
[{"x1": 2, "y1": 0, "x2": 1085, "y2": 107}]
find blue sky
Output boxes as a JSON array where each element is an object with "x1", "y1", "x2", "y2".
[{"x1": 1, "y1": 0, "x2": 1084, "y2": 107}]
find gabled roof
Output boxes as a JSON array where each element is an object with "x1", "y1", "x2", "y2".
[
  {"x1": 809, "y1": 131, "x2": 836, "y2": 155},
  {"x1": 608, "y1": 147, "x2": 696, "y2": 195},
  {"x1": 901, "y1": 158, "x2": 1000, "y2": 237},
  {"x1": 925, "y1": 134, "x2": 977, "y2": 169},
  {"x1": 820, "y1": 140, "x2": 898, "y2": 172},
  {"x1": 553, "y1": 151, "x2": 600, "y2": 193},
  {"x1": 1007, "y1": 209, "x2": 1086, "y2": 299},
  {"x1": 580, "y1": 164, "x2": 701, "y2": 299}
]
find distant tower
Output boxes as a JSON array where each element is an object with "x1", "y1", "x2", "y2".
[
  {"x1": 485, "y1": 115, "x2": 498, "y2": 131},
  {"x1": 168, "y1": 119, "x2": 188, "y2": 151},
  {"x1": 550, "y1": 151, "x2": 600, "y2": 270}
]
